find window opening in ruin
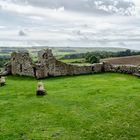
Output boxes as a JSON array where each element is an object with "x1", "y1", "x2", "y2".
[
  {"x1": 33, "y1": 67, "x2": 37, "y2": 77},
  {"x1": 43, "y1": 53, "x2": 48, "y2": 59}
]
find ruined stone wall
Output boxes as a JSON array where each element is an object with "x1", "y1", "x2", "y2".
[
  {"x1": 11, "y1": 52, "x2": 35, "y2": 77},
  {"x1": 2, "y1": 49, "x2": 139, "y2": 78},
  {"x1": 35, "y1": 61, "x2": 103, "y2": 79},
  {"x1": 103, "y1": 62, "x2": 140, "y2": 77},
  {"x1": 35, "y1": 49, "x2": 103, "y2": 79}
]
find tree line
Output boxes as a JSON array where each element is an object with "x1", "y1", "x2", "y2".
[
  {"x1": 61, "y1": 49, "x2": 140, "y2": 64},
  {"x1": 0, "y1": 56, "x2": 10, "y2": 68}
]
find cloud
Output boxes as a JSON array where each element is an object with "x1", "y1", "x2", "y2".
[
  {"x1": 0, "y1": 1, "x2": 84, "y2": 22},
  {"x1": 0, "y1": 0, "x2": 136, "y2": 16},
  {"x1": 18, "y1": 30, "x2": 27, "y2": 36},
  {"x1": 0, "y1": 0, "x2": 140, "y2": 50}
]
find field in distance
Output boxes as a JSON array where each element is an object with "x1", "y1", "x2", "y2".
[{"x1": 101, "y1": 55, "x2": 140, "y2": 66}]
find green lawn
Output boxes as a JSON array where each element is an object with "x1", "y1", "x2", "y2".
[{"x1": 0, "y1": 73, "x2": 140, "y2": 140}]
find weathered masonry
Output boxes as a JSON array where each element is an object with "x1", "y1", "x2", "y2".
[
  {"x1": 7, "y1": 49, "x2": 103, "y2": 79},
  {"x1": 1, "y1": 49, "x2": 140, "y2": 79}
]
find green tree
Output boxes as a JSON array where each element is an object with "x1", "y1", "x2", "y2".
[{"x1": 89, "y1": 55, "x2": 100, "y2": 64}]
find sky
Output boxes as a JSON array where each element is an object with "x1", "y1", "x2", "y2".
[{"x1": 0, "y1": 0, "x2": 140, "y2": 50}]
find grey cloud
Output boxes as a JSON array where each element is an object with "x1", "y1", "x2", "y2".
[
  {"x1": 18, "y1": 30, "x2": 27, "y2": 36},
  {"x1": 0, "y1": 0, "x2": 140, "y2": 50},
  {"x1": 9, "y1": 0, "x2": 135, "y2": 16}
]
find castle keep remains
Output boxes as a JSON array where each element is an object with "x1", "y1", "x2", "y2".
[{"x1": 1, "y1": 49, "x2": 140, "y2": 78}]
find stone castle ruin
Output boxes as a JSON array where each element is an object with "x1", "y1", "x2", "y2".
[
  {"x1": 6, "y1": 49, "x2": 103, "y2": 79},
  {"x1": 1, "y1": 49, "x2": 140, "y2": 78}
]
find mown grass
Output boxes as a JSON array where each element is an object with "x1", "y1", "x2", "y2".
[{"x1": 0, "y1": 73, "x2": 140, "y2": 140}]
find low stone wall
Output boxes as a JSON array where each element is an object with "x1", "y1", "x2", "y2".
[
  {"x1": 103, "y1": 62, "x2": 140, "y2": 77},
  {"x1": 35, "y1": 57, "x2": 103, "y2": 79},
  {"x1": 1, "y1": 49, "x2": 140, "y2": 78}
]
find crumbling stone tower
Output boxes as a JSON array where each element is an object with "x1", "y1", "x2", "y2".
[{"x1": 35, "y1": 49, "x2": 58, "y2": 78}]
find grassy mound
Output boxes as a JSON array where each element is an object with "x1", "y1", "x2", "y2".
[{"x1": 0, "y1": 73, "x2": 140, "y2": 140}]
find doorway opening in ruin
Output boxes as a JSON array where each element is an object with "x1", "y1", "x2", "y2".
[
  {"x1": 20, "y1": 64, "x2": 22, "y2": 72},
  {"x1": 92, "y1": 67, "x2": 95, "y2": 72}
]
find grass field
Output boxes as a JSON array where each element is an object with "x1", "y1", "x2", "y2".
[
  {"x1": 60, "y1": 58, "x2": 87, "y2": 64},
  {"x1": 0, "y1": 73, "x2": 140, "y2": 140}
]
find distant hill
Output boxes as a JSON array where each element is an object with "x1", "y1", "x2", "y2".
[{"x1": 0, "y1": 46, "x2": 129, "y2": 57}]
